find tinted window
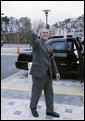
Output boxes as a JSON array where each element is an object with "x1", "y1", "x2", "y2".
[{"x1": 50, "y1": 42, "x2": 66, "y2": 52}]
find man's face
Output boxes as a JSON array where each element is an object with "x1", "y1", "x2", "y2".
[{"x1": 40, "y1": 28, "x2": 49, "y2": 41}]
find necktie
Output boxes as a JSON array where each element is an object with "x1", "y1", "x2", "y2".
[
  {"x1": 42, "y1": 40, "x2": 51, "y2": 58},
  {"x1": 47, "y1": 45, "x2": 51, "y2": 58}
]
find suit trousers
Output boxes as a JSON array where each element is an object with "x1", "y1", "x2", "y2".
[{"x1": 30, "y1": 71, "x2": 54, "y2": 113}]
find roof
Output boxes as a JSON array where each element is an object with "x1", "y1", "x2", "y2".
[{"x1": 48, "y1": 38, "x2": 66, "y2": 44}]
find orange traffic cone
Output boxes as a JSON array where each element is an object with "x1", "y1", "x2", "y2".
[{"x1": 17, "y1": 45, "x2": 20, "y2": 54}]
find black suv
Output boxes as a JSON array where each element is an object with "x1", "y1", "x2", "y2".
[{"x1": 15, "y1": 36, "x2": 84, "y2": 81}]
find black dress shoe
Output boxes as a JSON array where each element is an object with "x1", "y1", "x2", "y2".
[
  {"x1": 46, "y1": 111, "x2": 60, "y2": 118},
  {"x1": 31, "y1": 109, "x2": 39, "y2": 117}
]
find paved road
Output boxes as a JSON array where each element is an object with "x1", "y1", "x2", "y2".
[
  {"x1": 1, "y1": 44, "x2": 29, "y2": 80},
  {"x1": 1, "y1": 55, "x2": 20, "y2": 80}
]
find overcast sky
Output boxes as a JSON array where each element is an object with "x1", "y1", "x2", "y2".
[{"x1": 1, "y1": 1, "x2": 84, "y2": 25}]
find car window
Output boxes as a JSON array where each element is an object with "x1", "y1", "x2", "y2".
[{"x1": 50, "y1": 42, "x2": 66, "y2": 53}]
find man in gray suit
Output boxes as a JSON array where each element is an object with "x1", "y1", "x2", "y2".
[{"x1": 29, "y1": 20, "x2": 60, "y2": 117}]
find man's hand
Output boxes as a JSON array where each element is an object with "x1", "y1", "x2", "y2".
[
  {"x1": 38, "y1": 19, "x2": 43, "y2": 28},
  {"x1": 56, "y1": 73, "x2": 60, "y2": 80},
  {"x1": 36, "y1": 19, "x2": 43, "y2": 32}
]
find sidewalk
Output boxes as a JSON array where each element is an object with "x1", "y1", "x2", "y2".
[
  {"x1": 1, "y1": 97, "x2": 84, "y2": 120},
  {"x1": 1, "y1": 68, "x2": 84, "y2": 120}
]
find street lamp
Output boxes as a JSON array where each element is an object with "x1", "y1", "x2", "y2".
[{"x1": 43, "y1": 9, "x2": 51, "y2": 28}]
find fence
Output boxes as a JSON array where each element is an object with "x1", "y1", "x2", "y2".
[{"x1": 1, "y1": 31, "x2": 31, "y2": 44}]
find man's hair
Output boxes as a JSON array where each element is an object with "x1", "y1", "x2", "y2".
[{"x1": 39, "y1": 28, "x2": 50, "y2": 36}]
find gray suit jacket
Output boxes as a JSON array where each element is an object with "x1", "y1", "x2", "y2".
[{"x1": 29, "y1": 31, "x2": 59, "y2": 78}]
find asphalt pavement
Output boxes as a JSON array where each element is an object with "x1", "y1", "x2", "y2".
[{"x1": 1, "y1": 44, "x2": 29, "y2": 79}]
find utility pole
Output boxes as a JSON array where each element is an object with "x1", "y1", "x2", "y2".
[{"x1": 43, "y1": 9, "x2": 51, "y2": 28}]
